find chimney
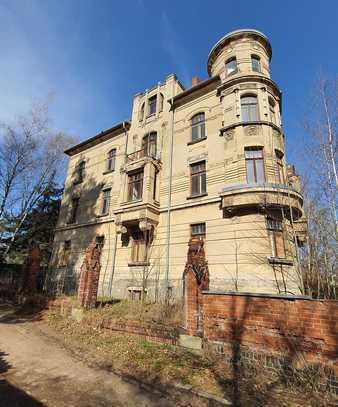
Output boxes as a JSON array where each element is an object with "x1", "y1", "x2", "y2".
[{"x1": 191, "y1": 76, "x2": 200, "y2": 87}]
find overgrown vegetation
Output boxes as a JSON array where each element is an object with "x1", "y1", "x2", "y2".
[{"x1": 44, "y1": 302, "x2": 337, "y2": 407}]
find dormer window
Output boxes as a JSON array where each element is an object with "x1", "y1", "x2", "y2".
[
  {"x1": 148, "y1": 95, "x2": 157, "y2": 116},
  {"x1": 251, "y1": 55, "x2": 261, "y2": 73},
  {"x1": 191, "y1": 113, "x2": 205, "y2": 142},
  {"x1": 226, "y1": 57, "x2": 237, "y2": 76}
]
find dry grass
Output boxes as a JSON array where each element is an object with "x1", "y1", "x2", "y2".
[{"x1": 44, "y1": 305, "x2": 337, "y2": 407}]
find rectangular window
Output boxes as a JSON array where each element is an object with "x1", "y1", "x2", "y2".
[
  {"x1": 127, "y1": 170, "x2": 143, "y2": 201},
  {"x1": 191, "y1": 223, "x2": 206, "y2": 240},
  {"x1": 226, "y1": 58, "x2": 237, "y2": 76},
  {"x1": 191, "y1": 113, "x2": 205, "y2": 142},
  {"x1": 107, "y1": 149, "x2": 116, "y2": 171},
  {"x1": 60, "y1": 240, "x2": 71, "y2": 267},
  {"x1": 241, "y1": 96, "x2": 258, "y2": 122},
  {"x1": 68, "y1": 197, "x2": 79, "y2": 224},
  {"x1": 245, "y1": 148, "x2": 265, "y2": 183},
  {"x1": 148, "y1": 95, "x2": 157, "y2": 116},
  {"x1": 131, "y1": 230, "x2": 146, "y2": 263},
  {"x1": 251, "y1": 56, "x2": 261, "y2": 73},
  {"x1": 267, "y1": 217, "x2": 285, "y2": 258},
  {"x1": 95, "y1": 235, "x2": 105, "y2": 248},
  {"x1": 275, "y1": 151, "x2": 285, "y2": 184},
  {"x1": 190, "y1": 161, "x2": 206, "y2": 196},
  {"x1": 153, "y1": 170, "x2": 158, "y2": 201},
  {"x1": 101, "y1": 188, "x2": 111, "y2": 215}
]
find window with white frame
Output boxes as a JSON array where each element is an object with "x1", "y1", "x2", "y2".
[
  {"x1": 226, "y1": 57, "x2": 237, "y2": 76},
  {"x1": 241, "y1": 95, "x2": 258, "y2": 122},
  {"x1": 190, "y1": 161, "x2": 206, "y2": 196},
  {"x1": 251, "y1": 55, "x2": 261, "y2": 73},
  {"x1": 191, "y1": 113, "x2": 206, "y2": 142},
  {"x1": 191, "y1": 223, "x2": 206, "y2": 241}
]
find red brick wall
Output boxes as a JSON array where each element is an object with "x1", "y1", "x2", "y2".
[{"x1": 202, "y1": 293, "x2": 338, "y2": 371}]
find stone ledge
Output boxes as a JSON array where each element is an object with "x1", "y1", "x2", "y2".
[{"x1": 201, "y1": 290, "x2": 313, "y2": 301}]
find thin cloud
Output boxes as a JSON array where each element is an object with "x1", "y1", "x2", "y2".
[{"x1": 161, "y1": 12, "x2": 191, "y2": 87}]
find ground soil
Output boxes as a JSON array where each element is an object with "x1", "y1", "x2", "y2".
[{"x1": 0, "y1": 303, "x2": 175, "y2": 407}]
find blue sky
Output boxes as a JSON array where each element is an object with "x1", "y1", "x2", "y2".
[{"x1": 0, "y1": 0, "x2": 337, "y2": 167}]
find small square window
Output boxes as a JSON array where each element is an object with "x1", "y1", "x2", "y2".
[{"x1": 191, "y1": 223, "x2": 206, "y2": 240}]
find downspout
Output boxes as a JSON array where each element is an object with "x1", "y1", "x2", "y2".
[
  {"x1": 165, "y1": 98, "x2": 175, "y2": 300},
  {"x1": 108, "y1": 121, "x2": 129, "y2": 297}
]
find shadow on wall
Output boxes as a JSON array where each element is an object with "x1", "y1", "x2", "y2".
[
  {"x1": 47, "y1": 174, "x2": 111, "y2": 296},
  {"x1": 207, "y1": 295, "x2": 337, "y2": 406},
  {"x1": 0, "y1": 349, "x2": 46, "y2": 407}
]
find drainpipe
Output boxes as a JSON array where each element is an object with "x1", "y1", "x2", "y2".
[
  {"x1": 165, "y1": 98, "x2": 175, "y2": 300},
  {"x1": 108, "y1": 121, "x2": 129, "y2": 297}
]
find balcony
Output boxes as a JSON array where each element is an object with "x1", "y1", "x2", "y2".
[
  {"x1": 126, "y1": 148, "x2": 159, "y2": 164},
  {"x1": 220, "y1": 183, "x2": 304, "y2": 220}
]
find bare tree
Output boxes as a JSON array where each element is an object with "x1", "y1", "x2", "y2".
[
  {"x1": 299, "y1": 75, "x2": 337, "y2": 298},
  {"x1": 0, "y1": 102, "x2": 76, "y2": 259}
]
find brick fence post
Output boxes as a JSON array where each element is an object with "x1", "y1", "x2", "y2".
[
  {"x1": 183, "y1": 238, "x2": 209, "y2": 336},
  {"x1": 21, "y1": 241, "x2": 41, "y2": 293},
  {"x1": 77, "y1": 240, "x2": 102, "y2": 309}
]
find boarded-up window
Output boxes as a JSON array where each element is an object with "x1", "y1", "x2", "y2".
[{"x1": 131, "y1": 230, "x2": 146, "y2": 263}]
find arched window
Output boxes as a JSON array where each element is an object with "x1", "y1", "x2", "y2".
[
  {"x1": 107, "y1": 149, "x2": 116, "y2": 171},
  {"x1": 241, "y1": 95, "x2": 258, "y2": 122},
  {"x1": 269, "y1": 97, "x2": 276, "y2": 124},
  {"x1": 226, "y1": 57, "x2": 237, "y2": 76},
  {"x1": 251, "y1": 55, "x2": 261, "y2": 73},
  {"x1": 142, "y1": 132, "x2": 157, "y2": 158},
  {"x1": 191, "y1": 112, "x2": 205, "y2": 142}
]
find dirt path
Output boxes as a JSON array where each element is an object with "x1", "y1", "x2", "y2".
[{"x1": 0, "y1": 304, "x2": 174, "y2": 407}]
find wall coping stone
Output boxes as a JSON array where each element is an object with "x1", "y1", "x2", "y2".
[{"x1": 201, "y1": 290, "x2": 315, "y2": 301}]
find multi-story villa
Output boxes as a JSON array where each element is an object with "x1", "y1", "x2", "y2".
[{"x1": 50, "y1": 29, "x2": 306, "y2": 300}]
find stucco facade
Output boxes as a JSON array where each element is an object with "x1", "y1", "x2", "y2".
[{"x1": 50, "y1": 29, "x2": 306, "y2": 300}]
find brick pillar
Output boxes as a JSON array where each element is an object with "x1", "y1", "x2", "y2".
[
  {"x1": 183, "y1": 238, "x2": 209, "y2": 336},
  {"x1": 77, "y1": 240, "x2": 102, "y2": 309},
  {"x1": 22, "y1": 241, "x2": 41, "y2": 293}
]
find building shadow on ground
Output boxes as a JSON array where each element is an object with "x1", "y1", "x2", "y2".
[{"x1": 0, "y1": 349, "x2": 46, "y2": 407}]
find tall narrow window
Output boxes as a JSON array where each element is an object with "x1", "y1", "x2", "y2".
[
  {"x1": 107, "y1": 149, "x2": 116, "y2": 172},
  {"x1": 128, "y1": 170, "x2": 143, "y2": 201},
  {"x1": 191, "y1": 113, "x2": 205, "y2": 142},
  {"x1": 131, "y1": 230, "x2": 146, "y2": 263},
  {"x1": 148, "y1": 95, "x2": 157, "y2": 116},
  {"x1": 153, "y1": 170, "x2": 158, "y2": 201},
  {"x1": 241, "y1": 95, "x2": 258, "y2": 122},
  {"x1": 190, "y1": 161, "x2": 206, "y2": 196},
  {"x1": 68, "y1": 197, "x2": 80, "y2": 224},
  {"x1": 60, "y1": 240, "x2": 71, "y2": 267},
  {"x1": 226, "y1": 58, "x2": 237, "y2": 76},
  {"x1": 251, "y1": 55, "x2": 261, "y2": 73},
  {"x1": 245, "y1": 148, "x2": 265, "y2": 183},
  {"x1": 101, "y1": 188, "x2": 111, "y2": 215},
  {"x1": 269, "y1": 97, "x2": 276, "y2": 124},
  {"x1": 139, "y1": 103, "x2": 145, "y2": 121},
  {"x1": 275, "y1": 150, "x2": 285, "y2": 184},
  {"x1": 267, "y1": 217, "x2": 285, "y2": 258},
  {"x1": 142, "y1": 132, "x2": 157, "y2": 157},
  {"x1": 191, "y1": 223, "x2": 206, "y2": 241},
  {"x1": 75, "y1": 161, "x2": 85, "y2": 183}
]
